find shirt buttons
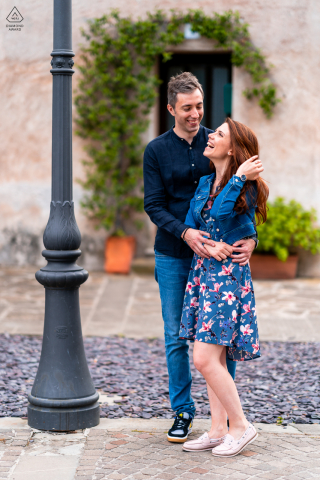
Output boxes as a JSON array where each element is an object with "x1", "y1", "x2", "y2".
[
  {"x1": 181, "y1": 138, "x2": 183, "y2": 141},
  {"x1": 192, "y1": 164, "x2": 194, "y2": 166},
  {"x1": 216, "y1": 228, "x2": 219, "y2": 232},
  {"x1": 220, "y1": 239, "x2": 223, "y2": 242},
  {"x1": 194, "y1": 181, "x2": 197, "y2": 184},
  {"x1": 189, "y1": 147, "x2": 192, "y2": 150}
]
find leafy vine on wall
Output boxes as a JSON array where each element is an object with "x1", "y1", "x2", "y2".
[{"x1": 75, "y1": 10, "x2": 280, "y2": 234}]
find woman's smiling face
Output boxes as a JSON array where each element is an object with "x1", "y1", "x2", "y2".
[{"x1": 203, "y1": 123, "x2": 232, "y2": 160}]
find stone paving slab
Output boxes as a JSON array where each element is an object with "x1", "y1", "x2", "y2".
[
  {"x1": 0, "y1": 419, "x2": 319, "y2": 480},
  {"x1": 1, "y1": 267, "x2": 320, "y2": 341}
]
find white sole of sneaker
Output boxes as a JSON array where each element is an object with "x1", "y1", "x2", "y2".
[
  {"x1": 167, "y1": 427, "x2": 192, "y2": 443},
  {"x1": 212, "y1": 432, "x2": 258, "y2": 457}
]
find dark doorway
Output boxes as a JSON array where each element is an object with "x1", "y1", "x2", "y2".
[{"x1": 159, "y1": 53, "x2": 232, "y2": 135}]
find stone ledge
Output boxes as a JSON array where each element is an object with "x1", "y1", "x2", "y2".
[{"x1": 1, "y1": 417, "x2": 319, "y2": 436}]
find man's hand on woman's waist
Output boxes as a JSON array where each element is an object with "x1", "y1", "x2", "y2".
[
  {"x1": 202, "y1": 238, "x2": 255, "y2": 265},
  {"x1": 231, "y1": 239, "x2": 256, "y2": 266},
  {"x1": 182, "y1": 228, "x2": 215, "y2": 259}
]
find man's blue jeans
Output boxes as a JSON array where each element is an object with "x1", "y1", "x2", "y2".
[{"x1": 154, "y1": 251, "x2": 236, "y2": 418}]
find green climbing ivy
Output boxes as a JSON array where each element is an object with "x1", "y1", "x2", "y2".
[{"x1": 75, "y1": 10, "x2": 280, "y2": 234}]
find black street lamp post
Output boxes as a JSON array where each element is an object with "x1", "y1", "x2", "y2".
[{"x1": 27, "y1": 0, "x2": 100, "y2": 431}]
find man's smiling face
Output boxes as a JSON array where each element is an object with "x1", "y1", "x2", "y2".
[{"x1": 167, "y1": 89, "x2": 204, "y2": 134}]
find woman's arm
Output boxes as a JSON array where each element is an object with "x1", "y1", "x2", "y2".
[
  {"x1": 211, "y1": 156, "x2": 263, "y2": 221},
  {"x1": 211, "y1": 176, "x2": 248, "y2": 221},
  {"x1": 204, "y1": 242, "x2": 233, "y2": 261},
  {"x1": 204, "y1": 239, "x2": 255, "y2": 264},
  {"x1": 184, "y1": 193, "x2": 200, "y2": 230}
]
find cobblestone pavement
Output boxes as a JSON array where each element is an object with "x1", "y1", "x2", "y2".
[
  {"x1": 1, "y1": 267, "x2": 320, "y2": 341},
  {"x1": 0, "y1": 419, "x2": 319, "y2": 480}
]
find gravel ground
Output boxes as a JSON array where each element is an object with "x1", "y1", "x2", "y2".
[{"x1": 0, "y1": 334, "x2": 319, "y2": 425}]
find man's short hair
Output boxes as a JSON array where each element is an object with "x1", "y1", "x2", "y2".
[{"x1": 167, "y1": 72, "x2": 204, "y2": 108}]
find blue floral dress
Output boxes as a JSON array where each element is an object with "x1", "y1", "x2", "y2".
[{"x1": 179, "y1": 194, "x2": 260, "y2": 361}]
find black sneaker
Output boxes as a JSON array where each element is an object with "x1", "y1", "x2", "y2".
[{"x1": 167, "y1": 413, "x2": 193, "y2": 443}]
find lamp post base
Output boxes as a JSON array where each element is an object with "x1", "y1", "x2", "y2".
[
  {"x1": 27, "y1": 402, "x2": 100, "y2": 431},
  {"x1": 29, "y1": 250, "x2": 100, "y2": 432}
]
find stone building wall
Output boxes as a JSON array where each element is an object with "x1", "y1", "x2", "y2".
[{"x1": 0, "y1": 0, "x2": 319, "y2": 274}]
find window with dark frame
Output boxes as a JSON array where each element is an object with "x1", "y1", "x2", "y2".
[{"x1": 159, "y1": 53, "x2": 232, "y2": 135}]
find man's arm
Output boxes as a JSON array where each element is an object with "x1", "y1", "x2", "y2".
[
  {"x1": 231, "y1": 238, "x2": 256, "y2": 266},
  {"x1": 204, "y1": 237, "x2": 255, "y2": 265},
  {"x1": 144, "y1": 146, "x2": 215, "y2": 257},
  {"x1": 143, "y1": 145, "x2": 186, "y2": 239},
  {"x1": 183, "y1": 191, "x2": 216, "y2": 258}
]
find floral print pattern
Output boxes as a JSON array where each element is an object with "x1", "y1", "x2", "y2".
[{"x1": 179, "y1": 195, "x2": 260, "y2": 361}]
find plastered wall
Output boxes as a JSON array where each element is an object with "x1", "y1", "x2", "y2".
[{"x1": 1, "y1": 0, "x2": 319, "y2": 274}]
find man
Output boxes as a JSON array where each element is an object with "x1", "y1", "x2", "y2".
[{"x1": 143, "y1": 72, "x2": 256, "y2": 442}]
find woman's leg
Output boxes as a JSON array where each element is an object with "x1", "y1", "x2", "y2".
[
  {"x1": 194, "y1": 341, "x2": 248, "y2": 440},
  {"x1": 206, "y1": 382, "x2": 228, "y2": 438}
]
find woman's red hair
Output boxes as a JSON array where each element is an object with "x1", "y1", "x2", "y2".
[{"x1": 211, "y1": 118, "x2": 269, "y2": 225}]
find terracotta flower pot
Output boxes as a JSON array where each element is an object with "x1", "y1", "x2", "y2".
[
  {"x1": 104, "y1": 236, "x2": 136, "y2": 274},
  {"x1": 250, "y1": 254, "x2": 298, "y2": 280}
]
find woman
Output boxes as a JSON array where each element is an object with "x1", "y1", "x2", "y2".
[{"x1": 179, "y1": 118, "x2": 269, "y2": 457}]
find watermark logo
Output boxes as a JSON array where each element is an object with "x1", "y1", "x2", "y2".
[{"x1": 6, "y1": 7, "x2": 24, "y2": 30}]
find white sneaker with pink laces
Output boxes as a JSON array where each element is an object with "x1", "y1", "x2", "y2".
[
  {"x1": 212, "y1": 423, "x2": 258, "y2": 457},
  {"x1": 182, "y1": 432, "x2": 226, "y2": 452}
]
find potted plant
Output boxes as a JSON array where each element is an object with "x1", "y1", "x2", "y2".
[
  {"x1": 250, "y1": 197, "x2": 320, "y2": 279},
  {"x1": 73, "y1": 148, "x2": 143, "y2": 273}
]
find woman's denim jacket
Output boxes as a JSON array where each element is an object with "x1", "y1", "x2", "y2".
[{"x1": 185, "y1": 173, "x2": 257, "y2": 245}]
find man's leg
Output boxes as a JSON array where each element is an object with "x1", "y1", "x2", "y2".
[
  {"x1": 227, "y1": 357, "x2": 236, "y2": 380},
  {"x1": 154, "y1": 252, "x2": 237, "y2": 441},
  {"x1": 154, "y1": 252, "x2": 195, "y2": 418}
]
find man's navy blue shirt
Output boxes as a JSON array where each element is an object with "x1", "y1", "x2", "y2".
[{"x1": 143, "y1": 125, "x2": 213, "y2": 258}]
